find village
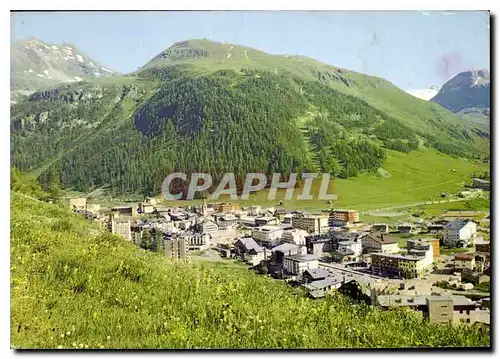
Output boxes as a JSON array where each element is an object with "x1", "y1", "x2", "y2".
[{"x1": 67, "y1": 177, "x2": 491, "y2": 328}]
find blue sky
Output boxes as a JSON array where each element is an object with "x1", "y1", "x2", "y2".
[{"x1": 11, "y1": 11, "x2": 489, "y2": 90}]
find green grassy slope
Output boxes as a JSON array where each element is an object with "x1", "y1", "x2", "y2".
[
  {"x1": 165, "y1": 148, "x2": 486, "y2": 211},
  {"x1": 10, "y1": 190, "x2": 489, "y2": 348}
]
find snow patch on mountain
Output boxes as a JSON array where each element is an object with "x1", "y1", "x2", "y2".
[{"x1": 406, "y1": 86, "x2": 440, "y2": 101}]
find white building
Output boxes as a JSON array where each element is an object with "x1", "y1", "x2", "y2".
[
  {"x1": 283, "y1": 254, "x2": 319, "y2": 275},
  {"x1": 291, "y1": 215, "x2": 329, "y2": 234},
  {"x1": 282, "y1": 228, "x2": 309, "y2": 246},
  {"x1": 444, "y1": 220, "x2": 477, "y2": 247},
  {"x1": 337, "y1": 240, "x2": 362, "y2": 257},
  {"x1": 252, "y1": 225, "x2": 284, "y2": 244}
]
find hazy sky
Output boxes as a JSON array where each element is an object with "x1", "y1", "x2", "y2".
[{"x1": 11, "y1": 10, "x2": 490, "y2": 90}]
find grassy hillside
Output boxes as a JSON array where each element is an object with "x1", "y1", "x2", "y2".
[
  {"x1": 153, "y1": 148, "x2": 487, "y2": 211},
  {"x1": 10, "y1": 189, "x2": 489, "y2": 349}
]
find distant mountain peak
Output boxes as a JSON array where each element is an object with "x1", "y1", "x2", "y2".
[
  {"x1": 431, "y1": 69, "x2": 490, "y2": 113},
  {"x1": 11, "y1": 36, "x2": 117, "y2": 91}
]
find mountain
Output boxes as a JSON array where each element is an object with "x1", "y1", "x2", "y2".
[
  {"x1": 10, "y1": 39, "x2": 490, "y2": 196},
  {"x1": 11, "y1": 37, "x2": 116, "y2": 101},
  {"x1": 431, "y1": 69, "x2": 490, "y2": 125},
  {"x1": 406, "y1": 85, "x2": 440, "y2": 101}
]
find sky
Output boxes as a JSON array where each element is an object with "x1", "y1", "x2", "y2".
[{"x1": 11, "y1": 11, "x2": 490, "y2": 90}]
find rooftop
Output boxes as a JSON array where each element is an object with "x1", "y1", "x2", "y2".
[
  {"x1": 284, "y1": 254, "x2": 317, "y2": 262},
  {"x1": 377, "y1": 295, "x2": 474, "y2": 308}
]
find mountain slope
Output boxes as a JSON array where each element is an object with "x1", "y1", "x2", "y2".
[
  {"x1": 10, "y1": 180, "x2": 490, "y2": 348},
  {"x1": 11, "y1": 37, "x2": 116, "y2": 99},
  {"x1": 10, "y1": 39, "x2": 489, "y2": 196},
  {"x1": 431, "y1": 69, "x2": 490, "y2": 113}
]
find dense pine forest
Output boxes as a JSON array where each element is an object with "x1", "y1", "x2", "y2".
[{"x1": 10, "y1": 40, "x2": 489, "y2": 196}]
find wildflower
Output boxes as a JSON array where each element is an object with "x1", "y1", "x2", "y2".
[
  {"x1": 66, "y1": 331, "x2": 71, "y2": 336},
  {"x1": 57, "y1": 345, "x2": 63, "y2": 349},
  {"x1": 107, "y1": 335, "x2": 111, "y2": 340},
  {"x1": 60, "y1": 334, "x2": 65, "y2": 338}
]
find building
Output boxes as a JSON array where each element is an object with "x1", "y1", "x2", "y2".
[
  {"x1": 164, "y1": 237, "x2": 188, "y2": 260},
  {"x1": 304, "y1": 278, "x2": 343, "y2": 299},
  {"x1": 255, "y1": 217, "x2": 279, "y2": 226},
  {"x1": 328, "y1": 210, "x2": 359, "y2": 227},
  {"x1": 302, "y1": 268, "x2": 330, "y2": 283},
  {"x1": 234, "y1": 237, "x2": 267, "y2": 266},
  {"x1": 461, "y1": 269, "x2": 490, "y2": 285},
  {"x1": 337, "y1": 240, "x2": 362, "y2": 257},
  {"x1": 283, "y1": 254, "x2": 319, "y2": 275},
  {"x1": 372, "y1": 224, "x2": 389, "y2": 233},
  {"x1": 362, "y1": 232, "x2": 399, "y2": 254},
  {"x1": 67, "y1": 197, "x2": 87, "y2": 210},
  {"x1": 444, "y1": 220, "x2": 477, "y2": 247},
  {"x1": 110, "y1": 218, "x2": 132, "y2": 241},
  {"x1": 454, "y1": 254, "x2": 475, "y2": 271},
  {"x1": 371, "y1": 253, "x2": 431, "y2": 279},
  {"x1": 216, "y1": 214, "x2": 238, "y2": 229},
  {"x1": 426, "y1": 223, "x2": 444, "y2": 234},
  {"x1": 281, "y1": 228, "x2": 309, "y2": 246},
  {"x1": 185, "y1": 232, "x2": 211, "y2": 251},
  {"x1": 331, "y1": 248, "x2": 356, "y2": 263},
  {"x1": 198, "y1": 220, "x2": 219, "y2": 234},
  {"x1": 305, "y1": 235, "x2": 335, "y2": 258},
  {"x1": 271, "y1": 243, "x2": 305, "y2": 264},
  {"x1": 376, "y1": 295, "x2": 478, "y2": 325},
  {"x1": 471, "y1": 178, "x2": 490, "y2": 191},
  {"x1": 111, "y1": 206, "x2": 138, "y2": 218},
  {"x1": 292, "y1": 215, "x2": 329, "y2": 234},
  {"x1": 216, "y1": 203, "x2": 240, "y2": 213},
  {"x1": 397, "y1": 224, "x2": 415, "y2": 234},
  {"x1": 252, "y1": 225, "x2": 284, "y2": 245},
  {"x1": 474, "y1": 252, "x2": 488, "y2": 272},
  {"x1": 407, "y1": 238, "x2": 438, "y2": 262}
]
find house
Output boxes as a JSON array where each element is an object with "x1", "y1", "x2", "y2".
[
  {"x1": 338, "y1": 278, "x2": 374, "y2": 304},
  {"x1": 199, "y1": 220, "x2": 219, "y2": 234},
  {"x1": 292, "y1": 215, "x2": 329, "y2": 234},
  {"x1": 281, "y1": 228, "x2": 309, "y2": 246},
  {"x1": 397, "y1": 224, "x2": 414, "y2": 234},
  {"x1": 271, "y1": 243, "x2": 305, "y2": 264},
  {"x1": 283, "y1": 254, "x2": 319, "y2": 275},
  {"x1": 426, "y1": 223, "x2": 444, "y2": 234},
  {"x1": 372, "y1": 223, "x2": 389, "y2": 233},
  {"x1": 453, "y1": 254, "x2": 476, "y2": 271},
  {"x1": 444, "y1": 220, "x2": 477, "y2": 247},
  {"x1": 234, "y1": 237, "x2": 261, "y2": 255},
  {"x1": 461, "y1": 269, "x2": 489, "y2": 285},
  {"x1": 371, "y1": 253, "x2": 431, "y2": 279},
  {"x1": 362, "y1": 232, "x2": 399, "y2": 254},
  {"x1": 138, "y1": 203, "x2": 155, "y2": 214},
  {"x1": 331, "y1": 248, "x2": 356, "y2": 263},
  {"x1": 239, "y1": 216, "x2": 257, "y2": 227},
  {"x1": 251, "y1": 225, "x2": 283, "y2": 245},
  {"x1": 471, "y1": 178, "x2": 490, "y2": 191},
  {"x1": 304, "y1": 278, "x2": 343, "y2": 299},
  {"x1": 302, "y1": 268, "x2": 330, "y2": 283}
]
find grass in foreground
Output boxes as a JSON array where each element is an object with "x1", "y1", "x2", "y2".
[{"x1": 10, "y1": 191, "x2": 489, "y2": 349}]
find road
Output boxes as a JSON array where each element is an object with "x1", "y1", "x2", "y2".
[{"x1": 360, "y1": 198, "x2": 465, "y2": 215}]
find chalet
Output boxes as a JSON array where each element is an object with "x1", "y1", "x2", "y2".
[
  {"x1": 271, "y1": 243, "x2": 305, "y2": 264},
  {"x1": 426, "y1": 223, "x2": 444, "y2": 234},
  {"x1": 331, "y1": 248, "x2": 356, "y2": 263},
  {"x1": 234, "y1": 237, "x2": 267, "y2": 266},
  {"x1": 304, "y1": 278, "x2": 343, "y2": 299}
]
